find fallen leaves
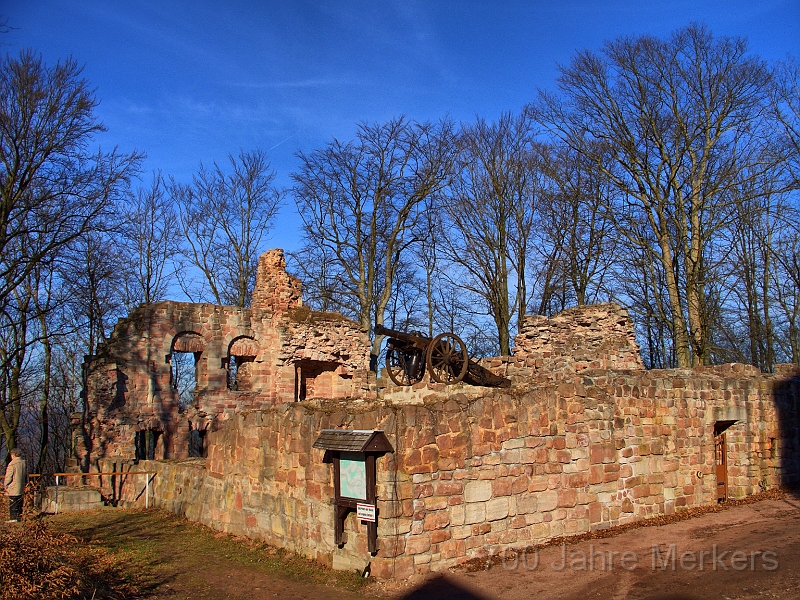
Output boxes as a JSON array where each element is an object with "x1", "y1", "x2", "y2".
[{"x1": 0, "y1": 518, "x2": 140, "y2": 600}]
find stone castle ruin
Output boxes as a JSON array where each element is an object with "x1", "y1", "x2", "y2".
[
  {"x1": 78, "y1": 249, "x2": 800, "y2": 578},
  {"x1": 78, "y1": 249, "x2": 374, "y2": 465}
]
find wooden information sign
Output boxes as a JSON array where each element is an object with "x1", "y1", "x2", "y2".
[{"x1": 313, "y1": 429, "x2": 394, "y2": 554}]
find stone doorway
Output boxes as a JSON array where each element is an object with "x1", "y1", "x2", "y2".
[{"x1": 714, "y1": 420, "x2": 737, "y2": 502}]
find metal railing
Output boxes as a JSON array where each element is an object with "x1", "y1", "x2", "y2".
[{"x1": 3, "y1": 470, "x2": 159, "y2": 512}]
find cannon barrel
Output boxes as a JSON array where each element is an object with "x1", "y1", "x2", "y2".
[{"x1": 374, "y1": 324, "x2": 431, "y2": 344}]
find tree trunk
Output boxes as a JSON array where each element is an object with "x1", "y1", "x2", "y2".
[
  {"x1": 37, "y1": 311, "x2": 52, "y2": 473},
  {"x1": 659, "y1": 235, "x2": 692, "y2": 368}
]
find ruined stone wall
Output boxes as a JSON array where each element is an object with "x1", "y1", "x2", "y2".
[
  {"x1": 101, "y1": 363, "x2": 800, "y2": 579},
  {"x1": 80, "y1": 249, "x2": 374, "y2": 468},
  {"x1": 250, "y1": 249, "x2": 302, "y2": 314},
  {"x1": 510, "y1": 302, "x2": 644, "y2": 371},
  {"x1": 82, "y1": 298, "x2": 800, "y2": 579}
]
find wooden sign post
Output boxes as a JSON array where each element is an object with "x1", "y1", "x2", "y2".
[{"x1": 313, "y1": 429, "x2": 394, "y2": 555}]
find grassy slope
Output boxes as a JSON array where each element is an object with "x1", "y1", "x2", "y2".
[{"x1": 47, "y1": 508, "x2": 375, "y2": 600}]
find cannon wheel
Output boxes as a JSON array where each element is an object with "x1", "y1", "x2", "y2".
[
  {"x1": 426, "y1": 333, "x2": 468, "y2": 384},
  {"x1": 386, "y1": 346, "x2": 425, "y2": 386}
]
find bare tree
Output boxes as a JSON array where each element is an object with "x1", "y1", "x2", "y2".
[
  {"x1": 714, "y1": 176, "x2": 780, "y2": 370},
  {"x1": 28, "y1": 262, "x2": 58, "y2": 473},
  {"x1": 770, "y1": 207, "x2": 800, "y2": 365},
  {"x1": 292, "y1": 117, "x2": 455, "y2": 365},
  {"x1": 121, "y1": 172, "x2": 181, "y2": 307},
  {"x1": 415, "y1": 198, "x2": 445, "y2": 338},
  {"x1": 288, "y1": 243, "x2": 345, "y2": 314},
  {"x1": 615, "y1": 232, "x2": 678, "y2": 368},
  {"x1": 441, "y1": 112, "x2": 540, "y2": 356},
  {"x1": 61, "y1": 232, "x2": 127, "y2": 356},
  {"x1": 0, "y1": 284, "x2": 31, "y2": 457},
  {"x1": 532, "y1": 24, "x2": 780, "y2": 367},
  {"x1": 0, "y1": 50, "x2": 140, "y2": 455},
  {"x1": 0, "y1": 50, "x2": 141, "y2": 324},
  {"x1": 537, "y1": 142, "x2": 616, "y2": 309},
  {"x1": 172, "y1": 150, "x2": 283, "y2": 307},
  {"x1": 769, "y1": 60, "x2": 800, "y2": 365},
  {"x1": 773, "y1": 57, "x2": 800, "y2": 187},
  {"x1": 47, "y1": 337, "x2": 84, "y2": 471}
]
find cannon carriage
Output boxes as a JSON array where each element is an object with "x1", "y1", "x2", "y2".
[{"x1": 374, "y1": 324, "x2": 469, "y2": 386}]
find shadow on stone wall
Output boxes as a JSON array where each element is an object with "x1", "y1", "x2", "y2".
[
  {"x1": 774, "y1": 370, "x2": 800, "y2": 493},
  {"x1": 464, "y1": 360, "x2": 510, "y2": 388}
]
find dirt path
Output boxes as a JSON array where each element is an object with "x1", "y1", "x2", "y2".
[
  {"x1": 39, "y1": 495, "x2": 800, "y2": 600},
  {"x1": 397, "y1": 496, "x2": 800, "y2": 600}
]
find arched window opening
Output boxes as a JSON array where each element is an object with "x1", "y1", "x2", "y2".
[
  {"x1": 227, "y1": 337, "x2": 259, "y2": 391},
  {"x1": 171, "y1": 332, "x2": 204, "y2": 409},
  {"x1": 171, "y1": 352, "x2": 198, "y2": 408}
]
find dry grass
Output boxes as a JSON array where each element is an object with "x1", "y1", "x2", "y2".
[
  {"x1": 0, "y1": 482, "x2": 140, "y2": 600},
  {"x1": 0, "y1": 519, "x2": 139, "y2": 600},
  {"x1": 47, "y1": 508, "x2": 371, "y2": 598}
]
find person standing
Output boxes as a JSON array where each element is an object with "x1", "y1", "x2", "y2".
[{"x1": 4, "y1": 447, "x2": 27, "y2": 523}]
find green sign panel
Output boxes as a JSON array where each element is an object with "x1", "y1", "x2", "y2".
[{"x1": 339, "y1": 451, "x2": 367, "y2": 500}]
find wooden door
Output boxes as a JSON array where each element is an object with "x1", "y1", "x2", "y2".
[{"x1": 715, "y1": 432, "x2": 727, "y2": 502}]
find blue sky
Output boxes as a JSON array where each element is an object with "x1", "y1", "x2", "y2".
[{"x1": 4, "y1": 1, "x2": 800, "y2": 253}]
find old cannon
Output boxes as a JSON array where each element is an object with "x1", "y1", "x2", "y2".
[{"x1": 374, "y1": 324, "x2": 469, "y2": 386}]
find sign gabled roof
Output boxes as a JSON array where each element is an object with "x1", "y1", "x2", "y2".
[{"x1": 313, "y1": 429, "x2": 394, "y2": 453}]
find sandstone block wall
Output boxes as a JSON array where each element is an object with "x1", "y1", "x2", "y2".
[
  {"x1": 101, "y1": 362, "x2": 799, "y2": 579},
  {"x1": 250, "y1": 249, "x2": 303, "y2": 314},
  {"x1": 81, "y1": 291, "x2": 800, "y2": 580},
  {"x1": 509, "y1": 302, "x2": 645, "y2": 372}
]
